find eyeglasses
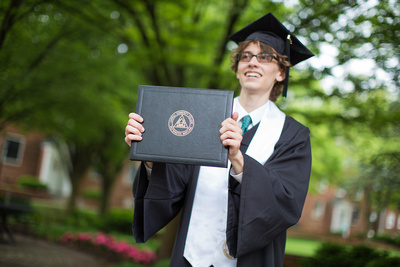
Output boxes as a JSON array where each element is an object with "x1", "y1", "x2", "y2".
[{"x1": 237, "y1": 52, "x2": 277, "y2": 63}]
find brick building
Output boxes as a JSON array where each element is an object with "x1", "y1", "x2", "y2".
[
  {"x1": 1, "y1": 124, "x2": 399, "y2": 237},
  {"x1": 0, "y1": 124, "x2": 137, "y2": 208}
]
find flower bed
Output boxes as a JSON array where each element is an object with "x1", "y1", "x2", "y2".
[{"x1": 61, "y1": 232, "x2": 157, "y2": 265}]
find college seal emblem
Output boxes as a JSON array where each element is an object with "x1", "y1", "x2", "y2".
[{"x1": 168, "y1": 110, "x2": 195, "y2": 136}]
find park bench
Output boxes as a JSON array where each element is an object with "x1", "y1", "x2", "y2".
[{"x1": 0, "y1": 189, "x2": 33, "y2": 244}]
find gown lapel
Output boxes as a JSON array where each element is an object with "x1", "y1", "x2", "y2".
[{"x1": 240, "y1": 123, "x2": 259, "y2": 154}]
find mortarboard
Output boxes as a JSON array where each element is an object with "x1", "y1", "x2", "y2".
[{"x1": 228, "y1": 13, "x2": 314, "y2": 97}]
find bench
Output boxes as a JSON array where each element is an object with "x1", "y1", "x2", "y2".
[{"x1": 0, "y1": 190, "x2": 33, "y2": 244}]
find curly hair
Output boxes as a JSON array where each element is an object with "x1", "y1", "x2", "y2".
[{"x1": 230, "y1": 40, "x2": 291, "y2": 102}]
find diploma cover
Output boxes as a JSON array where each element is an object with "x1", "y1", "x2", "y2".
[{"x1": 130, "y1": 85, "x2": 234, "y2": 167}]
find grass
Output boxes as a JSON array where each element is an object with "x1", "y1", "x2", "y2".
[
  {"x1": 286, "y1": 236, "x2": 400, "y2": 259},
  {"x1": 13, "y1": 203, "x2": 400, "y2": 266},
  {"x1": 285, "y1": 237, "x2": 322, "y2": 257},
  {"x1": 387, "y1": 249, "x2": 400, "y2": 258}
]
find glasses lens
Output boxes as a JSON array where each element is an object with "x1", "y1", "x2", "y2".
[
  {"x1": 258, "y1": 54, "x2": 274, "y2": 63},
  {"x1": 239, "y1": 52, "x2": 252, "y2": 62},
  {"x1": 238, "y1": 52, "x2": 275, "y2": 63}
]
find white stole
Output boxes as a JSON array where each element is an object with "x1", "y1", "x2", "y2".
[
  {"x1": 245, "y1": 100, "x2": 286, "y2": 165},
  {"x1": 183, "y1": 99, "x2": 286, "y2": 266}
]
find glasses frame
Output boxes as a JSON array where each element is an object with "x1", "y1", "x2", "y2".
[{"x1": 237, "y1": 52, "x2": 277, "y2": 63}]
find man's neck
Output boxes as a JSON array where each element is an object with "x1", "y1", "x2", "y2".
[{"x1": 238, "y1": 91, "x2": 270, "y2": 113}]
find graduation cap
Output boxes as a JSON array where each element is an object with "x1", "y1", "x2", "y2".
[{"x1": 228, "y1": 13, "x2": 314, "y2": 97}]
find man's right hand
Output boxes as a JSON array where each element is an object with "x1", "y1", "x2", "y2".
[
  {"x1": 124, "y1": 112, "x2": 145, "y2": 146},
  {"x1": 124, "y1": 113, "x2": 153, "y2": 168}
]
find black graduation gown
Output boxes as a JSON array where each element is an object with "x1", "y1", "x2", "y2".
[{"x1": 132, "y1": 116, "x2": 311, "y2": 267}]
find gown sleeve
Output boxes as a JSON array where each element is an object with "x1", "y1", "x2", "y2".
[
  {"x1": 132, "y1": 162, "x2": 191, "y2": 243},
  {"x1": 227, "y1": 116, "x2": 312, "y2": 257}
]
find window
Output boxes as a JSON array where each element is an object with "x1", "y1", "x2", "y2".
[
  {"x1": 386, "y1": 211, "x2": 396, "y2": 229},
  {"x1": 312, "y1": 200, "x2": 325, "y2": 220},
  {"x1": 2, "y1": 134, "x2": 25, "y2": 166},
  {"x1": 352, "y1": 206, "x2": 360, "y2": 224}
]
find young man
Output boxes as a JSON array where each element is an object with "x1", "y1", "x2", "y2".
[{"x1": 125, "y1": 13, "x2": 313, "y2": 267}]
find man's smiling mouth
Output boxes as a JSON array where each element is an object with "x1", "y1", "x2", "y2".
[{"x1": 245, "y1": 72, "x2": 261, "y2": 78}]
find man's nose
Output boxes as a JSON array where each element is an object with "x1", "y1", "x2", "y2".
[{"x1": 249, "y1": 55, "x2": 260, "y2": 64}]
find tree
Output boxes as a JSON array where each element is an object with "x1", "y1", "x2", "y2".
[
  {"x1": 2, "y1": 0, "x2": 399, "y2": 254},
  {"x1": 0, "y1": 0, "x2": 137, "y2": 214}
]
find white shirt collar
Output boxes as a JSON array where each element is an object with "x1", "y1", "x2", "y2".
[{"x1": 233, "y1": 97, "x2": 269, "y2": 128}]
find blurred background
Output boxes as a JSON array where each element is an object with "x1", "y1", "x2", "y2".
[{"x1": 0, "y1": 0, "x2": 399, "y2": 266}]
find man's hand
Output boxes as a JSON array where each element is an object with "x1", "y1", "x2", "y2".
[
  {"x1": 125, "y1": 113, "x2": 145, "y2": 146},
  {"x1": 124, "y1": 112, "x2": 153, "y2": 168},
  {"x1": 220, "y1": 112, "x2": 244, "y2": 174}
]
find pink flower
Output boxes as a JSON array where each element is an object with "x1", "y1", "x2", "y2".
[
  {"x1": 92, "y1": 233, "x2": 110, "y2": 246},
  {"x1": 60, "y1": 232, "x2": 73, "y2": 243},
  {"x1": 76, "y1": 233, "x2": 92, "y2": 243},
  {"x1": 60, "y1": 232, "x2": 157, "y2": 264}
]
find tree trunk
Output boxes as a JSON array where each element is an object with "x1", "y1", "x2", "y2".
[
  {"x1": 99, "y1": 171, "x2": 113, "y2": 217},
  {"x1": 364, "y1": 182, "x2": 373, "y2": 236},
  {"x1": 66, "y1": 144, "x2": 92, "y2": 214}
]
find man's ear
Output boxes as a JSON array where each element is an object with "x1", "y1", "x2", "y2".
[{"x1": 276, "y1": 68, "x2": 286, "y2": 82}]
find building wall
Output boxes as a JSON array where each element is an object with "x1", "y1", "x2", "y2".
[
  {"x1": 295, "y1": 187, "x2": 336, "y2": 235},
  {"x1": 0, "y1": 125, "x2": 43, "y2": 184},
  {"x1": 3, "y1": 125, "x2": 400, "y2": 237}
]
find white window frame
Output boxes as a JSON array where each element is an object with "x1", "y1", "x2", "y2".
[{"x1": 2, "y1": 133, "x2": 26, "y2": 166}]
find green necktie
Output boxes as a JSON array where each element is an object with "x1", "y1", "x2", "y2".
[{"x1": 241, "y1": 115, "x2": 252, "y2": 135}]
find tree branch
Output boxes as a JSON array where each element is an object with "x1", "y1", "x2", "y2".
[
  {"x1": 113, "y1": 0, "x2": 165, "y2": 85},
  {"x1": 141, "y1": 0, "x2": 173, "y2": 85},
  {"x1": 28, "y1": 23, "x2": 69, "y2": 71},
  {"x1": 0, "y1": 0, "x2": 23, "y2": 51},
  {"x1": 208, "y1": 0, "x2": 249, "y2": 89}
]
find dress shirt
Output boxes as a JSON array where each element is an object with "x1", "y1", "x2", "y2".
[{"x1": 230, "y1": 99, "x2": 269, "y2": 183}]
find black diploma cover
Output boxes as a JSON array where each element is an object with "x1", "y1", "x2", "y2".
[{"x1": 130, "y1": 85, "x2": 234, "y2": 167}]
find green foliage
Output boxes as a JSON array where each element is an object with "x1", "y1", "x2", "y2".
[
  {"x1": 366, "y1": 257, "x2": 400, "y2": 267},
  {"x1": 30, "y1": 206, "x2": 134, "y2": 237},
  {"x1": 82, "y1": 188, "x2": 101, "y2": 200},
  {"x1": 374, "y1": 233, "x2": 400, "y2": 248},
  {"x1": 301, "y1": 243, "x2": 398, "y2": 267},
  {"x1": 31, "y1": 206, "x2": 102, "y2": 236},
  {"x1": 17, "y1": 175, "x2": 48, "y2": 191},
  {"x1": 285, "y1": 237, "x2": 322, "y2": 257},
  {"x1": 1, "y1": 0, "x2": 399, "y2": 225},
  {"x1": 101, "y1": 209, "x2": 134, "y2": 235}
]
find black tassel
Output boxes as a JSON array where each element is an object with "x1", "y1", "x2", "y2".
[{"x1": 283, "y1": 34, "x2": 292, "y2": 97}]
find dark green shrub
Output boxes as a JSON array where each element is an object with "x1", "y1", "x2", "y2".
[
  {"x1": 301, "y1": 243, "x2": 394, "y2": 267},
  {"x1": 349, "y1": 245, "x2": 388, "y2": 267},
  {"x1": 101, "y1": 209, "x2": 134, "y2": 234},
  {"x1": 17, "y1": 175, "x2": 47, "y2": 191},
  {"x1": 65, "y1": 209, "x2": 102, "y2": 229},
  {"x1": 301, "y1": 243, "x2": 351, "y2": 267},
  {"x1": 374, "y1": 233, "x2": 400, "y2": 247},
  {"x1": 82, "y1": 189, "x2": 101, "y2": 200},
  {"x1": 366, "y1": 257, "x2": 400, "y2": 267}
]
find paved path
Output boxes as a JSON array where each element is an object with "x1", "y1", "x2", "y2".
[{"x1": 0, "y1": 234, "x2": 111, "y2": 267}]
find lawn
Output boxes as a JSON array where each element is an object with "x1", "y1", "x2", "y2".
[
  {"x1": 286, "y1": 236, "x2": 400, "y2": 259},
  {"x1": 285, "y1": 237, "x2": 322, "y2": 257},
  {"x1": 13, "y1": 204, "x2": 400, "y2": 266}
]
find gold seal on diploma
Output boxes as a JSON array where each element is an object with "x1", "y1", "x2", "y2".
[{"x1": 168, "y1": 110, "x2": 195, "y2": 136}]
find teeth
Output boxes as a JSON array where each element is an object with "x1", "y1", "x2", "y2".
[{"x1": 246, "y1": 72, "x2": 260, "y2": 77}]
